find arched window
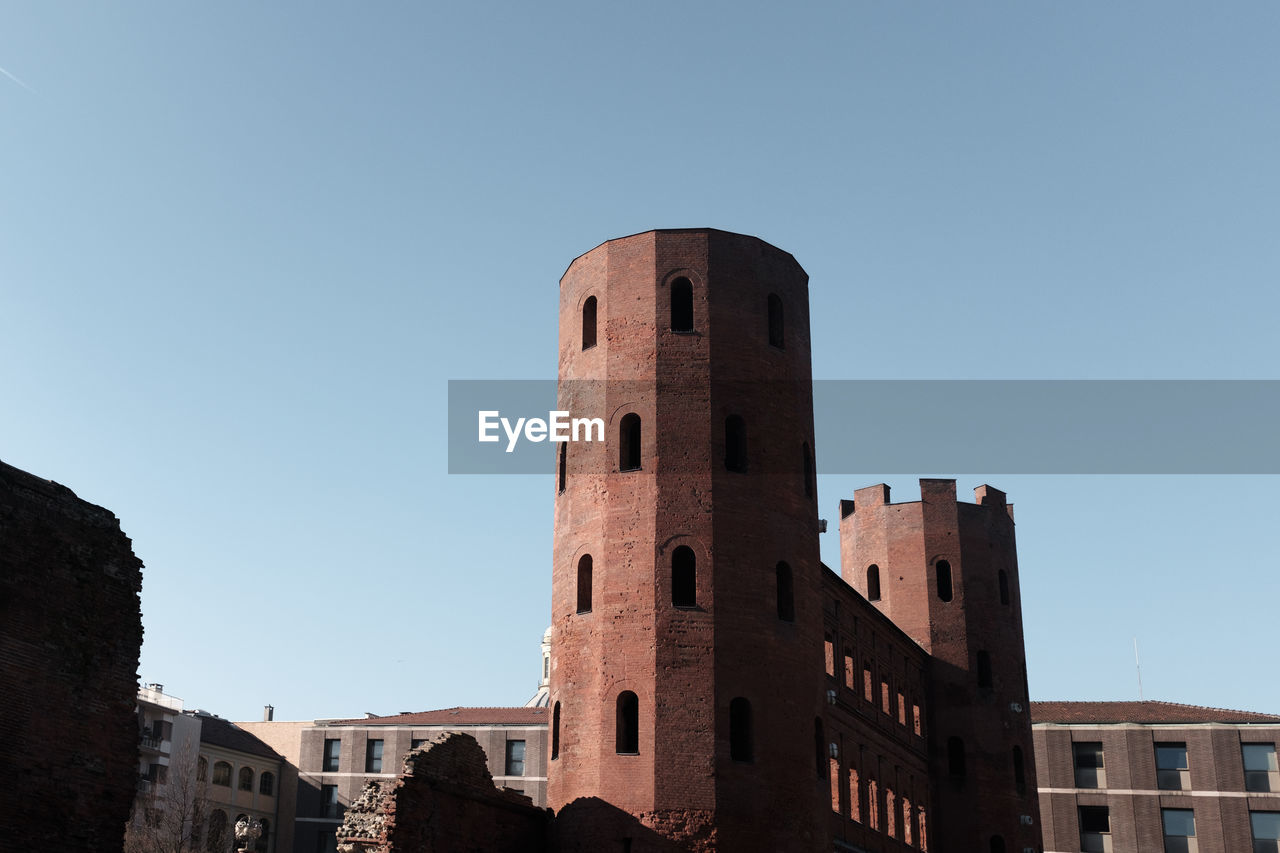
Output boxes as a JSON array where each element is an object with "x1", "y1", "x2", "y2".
[
  {"x1": 775, "y1": 561, "x2": 795, "y2": 622},
  {"x1": 866, "y1": 565, "x2": 881, "y2": 602},
  {"x1": 197, "y1": 756, "x2": 207, "y2": 781},
  {"x1": 551, "y1": 701, "x2": 561, "y2": 760},
  {"x1": 206, "y1": 810, "x2": 227, "y2": 853},
  {"x1": 813, "y1": 717, "x2": 825, "y2": 779},
  {"x1": 802, "y1": 442, "x2": 814, "y2": 498},
  {"x1": 670, "y1": 277, "x2": 693, "y2": 332},
  {"x1": 948, "y1": 736, "x2": 966, "y2": 778},
  {"x1": 936, "y1": 560, "x2": 953, "y2": 602},
  {"x1": 977, "y1": 650, "x2": 993, "y2": 689},
  {"x1": 259, "y1": 771, "x2": 275, "y2": 796},
  {"x1": 998, "y1": 569, "x2": 1010, "y2": 605},
  {"x1": 990, "y1": 835, "x2": 1006, "y2": 853},
  {"x1": 238, "y1": 766, "x2": 253, "y2": 791},
  {"x1": 724, "y1": 416, "x2": 747, "y2": 472},
  {"x1": 767, "y1": 293, "x2": 784, "y2": 348},
  {"x1": 576, "y1": 555, "x2": 592, "y2": 614},
  {"x1": 616, "y1": 691, "x2": 639, "y2": 754},
  {"x1": 672, "y1": 546, "x2": 696, "y2": 608},
  {"x1": 582, "y1": 295, "x2": 597, "y2": 350},
  {"x1": 619, "y1": 413, "x2": 641, "y2": 471},
  {"x1": 729, "y1": 697, "x2": 753, "y2": 762},
  {"x1": 558, "y1": 443, "x2": 566, "y2": 494},
  {"x1": 212, "y1": 761, "x2": 231, "y2": 787},
  {"x1": 1013, "y1": 746, "x2": 1026, "y2": 795}
]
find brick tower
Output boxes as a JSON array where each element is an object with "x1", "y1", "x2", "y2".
[
  {"x1": 549, "y1": 229, "x2": 827, "y2": 852},
  {"x1": 839, "y1": 479, "x2": 1042, "y2": 852}
]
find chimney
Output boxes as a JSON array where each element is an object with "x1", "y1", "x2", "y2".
[{"x1": 263, "y1": 705, "x2": 274, "y2": 722}]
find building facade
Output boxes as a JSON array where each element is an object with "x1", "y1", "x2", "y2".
[
  {"x1": 196, "y1": 711, "x2": 284, "y2": 853},
  {"x1": 1032, "y1": 701, "x2": 1280, "y2": 853},
  {"x1": 545, "y1": 229, "x2": 1040, "y2": 853}
]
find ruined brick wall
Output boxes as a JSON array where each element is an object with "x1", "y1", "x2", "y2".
[
  {"x1": 334, "y1": 732, "x2": 548, "y2": 853},
  {"x1": 839, "y1": 479, "x2": 1041, "y2": 852},
  {"x1": 551, "y1": 230, "x2": 827, "y2": 852},
  {"x1": 0, "y1": 460, "x2": 144, "y2": 852}
]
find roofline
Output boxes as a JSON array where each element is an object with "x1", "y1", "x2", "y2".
[{"x1": 559, "y1": 228, "x2": 802, "y2": 282}]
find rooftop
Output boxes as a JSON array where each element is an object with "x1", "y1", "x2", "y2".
[
  {"x1": 1031, "y1": 700, "x2": 1280, "y2": 725},
  {"x1": 196, "y1": 713, "x2": 284, "y2": 760},
  {"x1": 329, "y1": 706, "x2": 550, "y2": 727}
]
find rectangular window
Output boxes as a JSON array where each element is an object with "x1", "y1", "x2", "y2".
[
  {"x1": 1162, "y1": 808, "x2": 1196, "y2": 853},
  {"x1": 411, "y1": 739, "x2": 426, "y2": 750},
  {"x1": 844, "y1": 652, "x2": 855, "y2": 690},
  {"x1": 1245, "y1": 744, "x2": 1280, "y2": 793},
  {"x1": 505, "y1": 740, "x2": 526, "y2": 776},
  {"x1": 1079, "y1": 805, "x2": 1111, "y2": 853},
  {"x1": 863, "y1": 665, "x2": 874, "y2": 703},
  {"x1": 1251, "y1": 812, "x2": 1280, "y2": 853},
  {"x1": 321, "y1": 783, "x2": 340, "y2": 819},
  {"x1": 1156, "y1": 742, "x2": 1190, "y2": 790},
  {"x1": 1074, "y1": 741, "x2": 1106, "y2": 789},
  {"x1": 825, "y1": 635, "x2": 836, "y2": 677},
  {"x1": 365, "y1": 739, "x2": 384, "y2": 773},
  {"x1": 322, "y1": 738, "x2": 340, "y2": 772}
]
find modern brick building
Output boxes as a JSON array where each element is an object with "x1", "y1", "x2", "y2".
[
  {"x1": 1031, "y1": 700, "x2": 1280, "y2": 853},
  {"x1": 547, "y1": 229, "x2": 1040, "y2": 852}
]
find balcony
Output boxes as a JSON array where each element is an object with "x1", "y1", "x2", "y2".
[{"x1": 140, "y1": 733, "x2": 164, "y2": 752}]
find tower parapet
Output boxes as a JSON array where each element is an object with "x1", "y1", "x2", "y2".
[{"x1": 839, "y1": 479, "x2": 1041, "y2": 851}]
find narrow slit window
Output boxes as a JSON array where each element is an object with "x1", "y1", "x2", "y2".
[
  {"x1": 619, "y1": 413, "x2": 641, "y2": 472},
  {"x1": 551, "y1": 701, "x2": 561, "y2": 760},
  {"x1": 576, "y1": 555, "x2": 593, "y2": 614},
  {"x1": 670, "y1": 277, "x2": 693, "y2": 332},
  {"x1": 977, "y1": 650, "x2": 993, "y2": 689},
  {"x1": 616, "y1": 691, "x2": 639, "y2": 754},
  {"x1": 558, "y1": 443, "x2": 566, "y2": 494},
  {"x1": 1013, "y1": 745, "x2": 1026, "y2": 795},
  {"x1": 582, "y1": 295, "x2": 597, "y2": 350},
  {"x1": 672, "y1": 546, "x2": 696, "y2": 608},
  {"x1": 775, "y1": 562, "x2": 795, "y2": 622},
  {"x1": 936, "y1": 560, "x2": 953, "y2": 602},
  {"x1": 867, "y1": 565, "x2": 881, "y2": 601},
  {"x1": 729, "y1": 697, "x2": 753, "y2": 762},
  {"x1": 998, "y1": 569, "x2": 1010, "y2": 605},
  {"x1": 725, "y1": 416, "x2": 747, "y2": 472},
  {"x1": 767, "y1": 293, "x2": 784, "y2": 348}
]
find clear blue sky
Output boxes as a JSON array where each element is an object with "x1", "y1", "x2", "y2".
[{"x1": 2, "y1": 2, "x2": 1277, "y2": 721}]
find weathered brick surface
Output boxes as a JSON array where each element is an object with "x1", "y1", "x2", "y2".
[
  {"x1": 840, "y1": 479, "x2": 1042, "y2": 852},
  {"x1": 333, "y1": 732, "x2": 549, "y2": 853},
  {"x1": 0, "y1": 460, "x2": 143, "y2": 851},
  {"x1": 551, "y1": 230, "x2": 827, "y2": 851}
]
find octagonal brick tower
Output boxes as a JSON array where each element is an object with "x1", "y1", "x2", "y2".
[{"x1": 549, "y1": 230, "x2": 827, "y2": 852}]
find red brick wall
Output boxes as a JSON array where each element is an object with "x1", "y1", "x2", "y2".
[
  {"x1": 550, "y1": 230, "x2": 827, "y2": 851},
  {"x1": 840, "y1": 479, "x2": 1042, "y2": 851},
  {"x1": 0, "y1": 461, "x2": 144, "y2": 852}
]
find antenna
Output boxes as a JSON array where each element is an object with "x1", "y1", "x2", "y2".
[{"x1": 1133, "y1": 637, "x2": 1144, "y2": 701}]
